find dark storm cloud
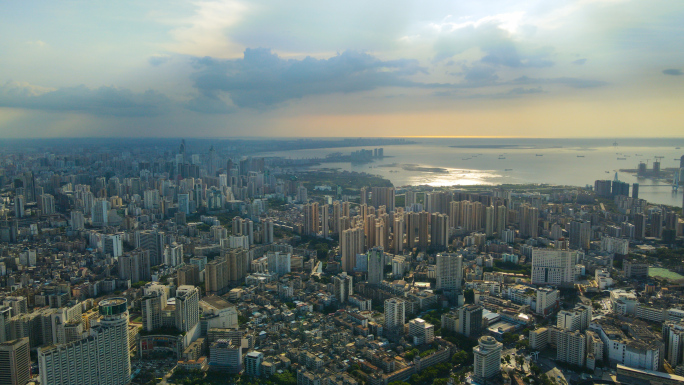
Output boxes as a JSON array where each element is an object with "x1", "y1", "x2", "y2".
[
  {"x1": 190, "y1": 48, "x2": 436, "y2": 108},
  {"x1": 0, "y1": 82, "x2": 172, "y2": 116},
  {"x1": 662, "y1": 69, "x2": 682, "y2": 76}
]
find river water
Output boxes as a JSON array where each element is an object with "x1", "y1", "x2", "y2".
[{"x1": 258, "y1": 138, "x2": 684, "y2": 207}]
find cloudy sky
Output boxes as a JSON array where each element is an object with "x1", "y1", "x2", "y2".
[{"x1": 1, "y1": 0, "x2": 683, "y2": 138}]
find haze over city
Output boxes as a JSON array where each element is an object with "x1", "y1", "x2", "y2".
[
  {"x1": 1, "y1": 0, "x2": 683, "y2": 138},
  {"x1": 3, "y1": 3, "x2": 684, "y2": 385}
]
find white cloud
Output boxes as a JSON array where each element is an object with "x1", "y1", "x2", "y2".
[
  {"x1": 25, "y1": 40, "x2": 47, "y2": 47},
  {"x1": 164, "y1": 0, "x2": 248, "y2": 58}
]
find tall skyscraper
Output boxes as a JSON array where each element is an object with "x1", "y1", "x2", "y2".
[
  {"x1": 651, "y1": 211, "x2": 663, "y2": 238},
  {"x1": 634, "y1": 213, "x2": 647, "y2": 240},
  {"x1": 435, "y1": 254, "x2": 463, "y2": 291},
  {"x1": 556, "y1": 329, "x2": 586, "y2": 367},
  {"x1": 458, "y1": 305, "x2": 483, "y2": 337},
  {"x1": 303, "y1": 203, "x2": 319, "y2": 236},
  {"x1": 520, "y1": 204, "x2": 539, "y2": 238},
  {"x1": 367, "y1": 248, "x2": 384, "y2": 285},
  {"x1": 359, "y1": 187, "x2": 368, "y2": 206},
  {"x1": 39, "y1": 298, "x2": 130, "y2": 385},
  {"x1": 418, "y1": 211, "x2": 429, "y2": 251},
  {"x1": 392, "y1": 217, "x2": 404, "y2": 253},
  {"x1": 632, "y1": 183, "x2": 639, "y2": 199},
  {"x1": 175, "y1": 285, "x2": 200, "y2": 332},
  {"x1": 0, "y1": 337, "x2": 30, "y2": 385},
  {"x1": 320, "y1": 204, "x2": 329, "y2": 238},
  {"x1": 13, "y1": 195, "x2": 25, "y2": 219},
  {"x1": 91, "y1": 198, "x2": 109, "y2": 227},
  {"x1": 141, "y1": 288, "x2": 166, "y2": 332},
  {"x1": 341, "y1": 227, "x2": 364, "y2": 272},
  {"x1": 663, "y1": 321, "x2": 684, "y2": 369},
  {"x1": 206, "y1": 259, "x2": 228, "y2": 295},
  {"x1": 405, "y1": 191, "x2": 417, "y2": 209},
  {"x1": 41, "y1": 194, "x2": 56, "y2": 215},
  {"x1": 569, "y1": 220, "x2": 591, "y2": 250},
  {"x1": 118, "y1": 250, "x2": 151, "y2": 283},
  {"x1": 370, "y1": 187, "x2": 395, "y2": 212},
  {"x1": 70, "y1": 210, "x2": 85, "y2": 230},
  {"x1": 473, "y1": 336, "x2": 502, "y2": 381},
  {"x1": 384, "y1": 298, "x2": 405, "y2": 333},
  {"x1": 496, "y1": 204, "x2": 507, "y2": 235},
  {"x1": 405, "y1": 211, "x2": 418, "y2": 250},
  {"x1": 332, "y1": 201, "x2": 341, "y2": 235},
  {"x1": 430, "y1": 213, "x2": 449, "y2": 251},
  {"x1": 332, "y1": 272, "x2": 353, "y2": 303},
  {"x1": 136, "y1": 230, "x2": 166, "y2": 266},
  {"x1": 224, "y1": 249, "x2": 249, "y2": 285},
  {"x1": 178, "y1": 193, "x2": 190, "y2": 215},
  {"x1": 484, "y1": 206, "x2": 495, "y2": 237}
]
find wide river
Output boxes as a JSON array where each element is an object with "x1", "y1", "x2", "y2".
[{"x1": 258, "y1": 138, "x2": 684, "y2": 207}]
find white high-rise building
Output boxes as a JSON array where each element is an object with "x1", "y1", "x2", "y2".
[
  {"x1": 663, "y1": 321, "x2": 684, "y2": 369},
  {"x1": 408, "y1": 318, "x2": 435, "y2": 345},
  {"x1": 38, "y1": 298, "x2": 130, "y2": 385},
  {"x1": 163, "y1": 243, "x2": 183, "y2": 267},
  {"x1": 175, "y1": 286, "x2": 200, "y2": 333},
  {"x1": 141, "y1": 290, "x2": 166, "y2": 332},
  {"x1": 384, "y1": 298, "x2": 405, "y2": 333},
  {"x1": 556, "y1": 329, "x2": 586, "y2": 367},
  {"x1": 266, "y1": 251, "x2": 291, "y2": 276},
  {"x1": 535, "y1": 287, "x2": 559, "y2": 316},
  {"x1": 531, "y1": 249, "x2": 579, "y2": 285},
  {"x1": 435, "y1": 253, "x2": 463, "y2": 290},
  {"x1": 556, "y1": 304, "x2": 592, "y2": 332},
  {"x1": 473, "y1": 336, "x2": 502, "y2": 381}
]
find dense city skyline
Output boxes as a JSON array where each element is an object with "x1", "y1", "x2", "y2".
[{"x1": 1, "y1": 0, "x2": 683, "y2": 138}]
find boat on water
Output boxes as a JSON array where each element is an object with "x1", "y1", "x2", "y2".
[
  {"x1": 498, "y1": 157, "x2": 506, "y2": 160},
  {"x1": 617, "y1": 157, "x2": 626, "y2": 160},
  {"x1": 577, "y1": 155, "x2": 585, "y2": 158},
  {"x1": 505, "y1": 168, "x2": 513, "y2": 171},
  {"x1": 535, "y1": 154, "x2": 543, "y2": 156}
]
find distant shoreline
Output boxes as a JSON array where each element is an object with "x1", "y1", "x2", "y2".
[{"x1": 449, "y1": 145, "x2": 563, "y2": 149}]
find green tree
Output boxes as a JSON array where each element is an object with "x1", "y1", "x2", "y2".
[{"x1": 515, "y1": 355, "x2": 525, "y2": 371}]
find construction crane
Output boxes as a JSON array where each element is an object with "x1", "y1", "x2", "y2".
[{"x1": 655, "y1": 156, "x2": 664, "y2": 162}]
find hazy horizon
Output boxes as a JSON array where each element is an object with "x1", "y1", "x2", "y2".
[{"x1": 1, "y1": 1, "x2": 683, "y2": 138}]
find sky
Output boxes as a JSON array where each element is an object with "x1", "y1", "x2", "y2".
[{"x1": 0, "y1": 0, "x2": 683, "y2": 138}]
